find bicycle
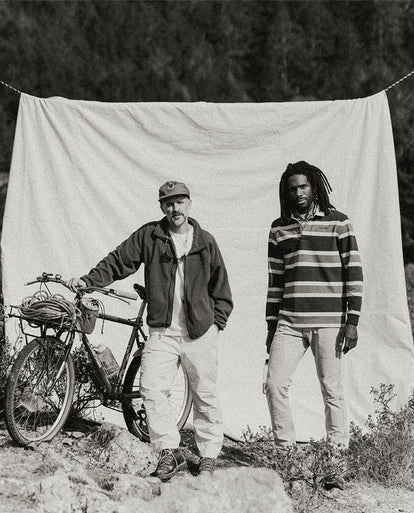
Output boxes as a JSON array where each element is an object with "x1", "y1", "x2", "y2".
[{"x1": 4, "y1": 272, "x2": 193, "y2": 446}]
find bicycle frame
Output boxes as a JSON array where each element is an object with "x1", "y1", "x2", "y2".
[{"x1": 81, "y1": 295, "x2": 148, "y2": 403}]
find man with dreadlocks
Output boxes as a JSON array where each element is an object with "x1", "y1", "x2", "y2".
[{"x1": 265, "y1": 161, "x2": 363, "y2": 455}]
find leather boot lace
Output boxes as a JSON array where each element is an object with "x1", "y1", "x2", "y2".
[
  {"x1": 199, "y1": 457, "x2": 216, "y2": 473},
  {"x1": 157, "y1": 449, "x2": 177, "y2": 472}
]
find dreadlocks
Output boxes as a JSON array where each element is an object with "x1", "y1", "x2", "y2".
[{"x1": 279, "y1": 161, "x2": 334, "y2": 221}]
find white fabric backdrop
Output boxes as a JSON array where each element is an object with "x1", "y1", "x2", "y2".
[{"x1": 2, "y1": 92, "x2": 413, "y2": 440}]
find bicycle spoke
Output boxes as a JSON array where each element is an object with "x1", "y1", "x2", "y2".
[{"x1": 5, "y1": 338, "x2": 75, "y2": 444}]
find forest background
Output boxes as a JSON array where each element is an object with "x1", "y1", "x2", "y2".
[{"x1": 0, "y1": 0, "x2": 413, "y2": 265}]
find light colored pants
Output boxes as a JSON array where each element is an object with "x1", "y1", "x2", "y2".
[
  {"x1": 139, "y1": 325, "x2": 223, "y2": 458},
  {"x1": 266, "y1": 324, "x2": 348, "y2": 448}
]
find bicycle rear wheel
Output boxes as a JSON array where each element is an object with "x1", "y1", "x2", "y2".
[
  {"x1": 122, "y1": 353, "x2": 192, "y2": 442},
  {"x1": 5, "y1": 337, "x2": 75, "y2": 445}
]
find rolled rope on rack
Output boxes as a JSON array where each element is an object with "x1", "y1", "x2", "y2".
[{"x1": 18, "y1": 292, "x2": 80, "y2": 328}]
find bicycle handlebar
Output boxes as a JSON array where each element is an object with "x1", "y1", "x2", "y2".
[
  {"x1": 25, "y1": 273, "x2": 138, "y2": 301},
  {"x1": 85, "y1": 286, "x2": 138, "y2": 301}
]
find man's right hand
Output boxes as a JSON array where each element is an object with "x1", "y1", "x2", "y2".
[{"x1": 67, "y1": 277, "x2": 87, "y2": 292}]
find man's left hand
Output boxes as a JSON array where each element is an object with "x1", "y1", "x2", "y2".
[{"x1": 341, "y1": 324, "x2": 358, "y2": 354}]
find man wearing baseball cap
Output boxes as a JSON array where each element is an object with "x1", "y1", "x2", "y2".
[{"x1": 68, "y1": 181, "x2": 233, "y2": 479}]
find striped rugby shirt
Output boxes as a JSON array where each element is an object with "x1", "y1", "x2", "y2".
[{"x1": 266, "y1": 208, "x2": 363, "y2": 330}]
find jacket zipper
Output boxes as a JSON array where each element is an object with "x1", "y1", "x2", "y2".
[
  {"x1": 182, "y1": 255, "x2": 190, "y2": 337},
  {"x1": 166, "y1": 236, "x2": 177, "y2": 327}
]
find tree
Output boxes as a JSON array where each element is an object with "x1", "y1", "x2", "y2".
[{"x1": 0, "y1": 0, "x2": 413, "y2": 259}]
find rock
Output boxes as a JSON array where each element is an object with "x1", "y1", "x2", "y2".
[
  {"x1": 145, "y1": 476, "x2": 162, "y2": 496},
  {"x1": 84, "y1": 423, "x2": 158, "y2": 476},
  {"x1": 359, "y1": 492, "x2": 378, "y2": 507},
  {"x1": 2, "y1": 477, "x2": 25, "y2": 496},
  {"x1": 70, "y1": 431, "x2": 85, "y2": 439},
  {"x1": 1, "y1": 423, "x2": 293, "y2": 512},
  {"x1": 128, "y1": 467, "x2": 293, "y2": 513},
  {"x1": 111, "y1": 473, "x2": 154, "y2": 501},
  {"x1": 26, "y1": 470, "x2": 75, "y2": 513},
  {"x1": 26, "y1": 468, "x2": 118, "y2": 513},
  {"x1": 36, "y1": 446, "x2": 74, "y2": 474}
]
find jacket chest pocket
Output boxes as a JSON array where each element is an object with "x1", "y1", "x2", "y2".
[
  {"x1": 185, "y1": 253, "x2": 206, "y2": 275},
  {"x1": 186, "y1": 253, "x2": 203, "y2": 267},
  {"x1": 149, "y1": 243, "x2": 173, "y2": 264},
  {"x1": 186, "y1": 253, "x2": 202, "y2": 261}
]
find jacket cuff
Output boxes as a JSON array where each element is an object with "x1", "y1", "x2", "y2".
[
  {"x1": 80, "y1": 275, "x2": 94, "y2": 287},
  {"x1": 346, "y1": 313, "x2": 360, "y2": 326},
  {"x1": 266, "y1": 320, "x2": 278, "y2": 333},
  {"x1": 214, "y1": 319, "x2": 225, "y2": 331}
]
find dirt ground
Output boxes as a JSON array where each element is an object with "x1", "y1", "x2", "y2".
[{"x1": 1, "y1": 418, "x2": 414, "y2": 513}]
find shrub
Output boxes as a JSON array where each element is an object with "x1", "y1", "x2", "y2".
[
  {"x1": 0, "y1": 335, "x2": 13, "y2": 413},
  {"x1": 241, "y1": 426, "x2": 347, "y2": 510},
  {"x1": 70, "y1": 346, "x2": 101, "y2": 420},
  {"x1": 0, "y1": 302, "x2": 21, "y2": 414},
  {"x1": 243, "y1": 384, "x2": 414, "y2": 504},
  {"x1": 348, "y1": 383, "x2": 414, "y2": 488}
]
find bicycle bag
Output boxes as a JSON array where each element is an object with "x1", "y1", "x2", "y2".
[{"x1": 77, "y1": 297, "x2": 100, "y2": 334}]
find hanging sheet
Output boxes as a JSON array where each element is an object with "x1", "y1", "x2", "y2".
[{"x1": 2, "y1": 92, "x2": 413, "y2": 440}]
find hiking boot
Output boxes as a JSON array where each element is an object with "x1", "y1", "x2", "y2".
[
  {"x1": 198, "y1": 457, "x2": 216, "y2": 475},
  {"x1": 153, "y1": 449, "x2": 187, "y2": 481}
]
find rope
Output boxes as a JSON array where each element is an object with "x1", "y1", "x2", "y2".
[
  {"x1": 0, "y1": 80, "x2": 23, "y2": 95},
  {"x1": 1, "y1": 70, "x2": 413, "y2": 98},
  {"x1": 383, "y1": 69, "x2": 414, "y2": 93},
  {"x1": 17, "y1": 290, "x2": 80, "y2": 328}
]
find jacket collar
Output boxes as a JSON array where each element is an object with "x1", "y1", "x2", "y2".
[{"x1": 153, "y1": 217, "x2": 208, "y2": 253}]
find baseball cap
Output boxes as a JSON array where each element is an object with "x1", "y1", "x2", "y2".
[{"x1": 158, "y1": 181, "x2": 190, "y2": 202}]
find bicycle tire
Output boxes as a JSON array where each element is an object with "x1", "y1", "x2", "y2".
[
  {"x1": 5, "y1": 337, "x2": 75, "y2": 445},
  {"x1": 122, "y1": 353, "x2": 192, "y2": 442}
]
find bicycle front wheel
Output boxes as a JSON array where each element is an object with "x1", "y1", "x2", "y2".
[
  {"x1": 122, "y1": 353, "x2": 192, "y2": 442},
  {"x1": 5, "y1": 337, "x2": 75, "y2": 445}
]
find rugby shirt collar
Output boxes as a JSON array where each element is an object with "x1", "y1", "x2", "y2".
[{"x1": 290, "y1": 204, "x2": 325, "y2": 223}]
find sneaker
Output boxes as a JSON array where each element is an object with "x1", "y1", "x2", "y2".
[
  {"x1": 153, "y1": 449, "x2": 187, "y2": 481},
  {"x1": 198, "y1": 457, "x2": 216, "y2": 475}
]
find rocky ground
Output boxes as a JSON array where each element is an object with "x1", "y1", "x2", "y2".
[
  {"x1": 1, "y1": 265, "x2": 414, "y2": 512},
  {"x1": 0, "y1": 418, "x2": 414, "y2": 513}
]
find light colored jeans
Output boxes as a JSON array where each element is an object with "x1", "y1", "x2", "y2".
[
  {"x1": 139, "y1": 324, "x2": 223, "y2": 458},
  {"x1": 266, "y1": 324, "x2": 348, "y2": 448}
]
